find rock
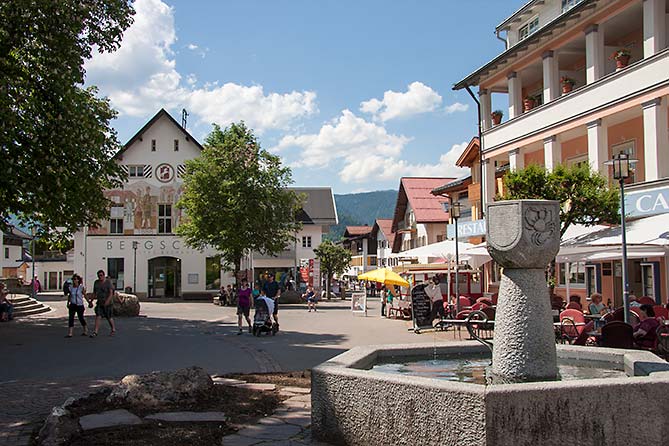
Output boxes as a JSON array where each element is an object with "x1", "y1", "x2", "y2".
[
  {"x1": 212, "y1": 377, "x2": 246, "y2": 386},
  {"x1": 79, "y1": 409, "x2": 143, "y2": 431},
  {"x1": 281, "y1": 386, "x2": 310, "y2": 394},
  {"x1": 36, "y1": 405, "x2": 80, "y2": 446},
  {"x1": 145, "y1": 411, "x2": 227, "y2": 422},
  {"x1": 278, "y1": 290, "x2": 301, "y2": 304},
  {"x1": 112, "y1": 292, "x2": 141, "y2": 317},
  {"x1": 107, "y1": 366, "x2": 213, "y2": 407}
]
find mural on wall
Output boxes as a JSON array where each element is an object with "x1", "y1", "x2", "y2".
[{"x1": 95, "y1": 166, "x2": 185, "y2": 235}]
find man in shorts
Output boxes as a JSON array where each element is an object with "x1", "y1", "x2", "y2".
[
  {"x1": 90, "y1": 269, "x2": 116, "y2": 337},
  {"x1": 263, "y1": 274, "x2": 281, "y2": 328},
  {"x1": 236, "y1": 278, "x2": 252, "y2": 334}
]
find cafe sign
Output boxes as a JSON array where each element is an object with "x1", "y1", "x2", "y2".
[
  {"x1": 625, "y1": 185, "x2": 669, "y2": 217},
  {"x1": 447, "y1": 218, "x2": 486, "y2": 239}
]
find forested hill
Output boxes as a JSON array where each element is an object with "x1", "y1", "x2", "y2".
[{"x1": 324, "y1": 190, "x2": 397, "y2": 241}]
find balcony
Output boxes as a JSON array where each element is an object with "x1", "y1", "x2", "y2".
[{"x1": 483, "y1": 47, "x2": 669, "y2": 153}]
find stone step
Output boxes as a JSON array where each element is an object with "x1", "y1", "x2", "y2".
[
  {"x1": 13, "y1": 299, "x2": 42, "y2": 309},
  {"x1": 14, "y1": 306, "x2": 51, "y2": 317},
  {"x1": 9, "y1": 296, "x2": 31, "y2": 305}
]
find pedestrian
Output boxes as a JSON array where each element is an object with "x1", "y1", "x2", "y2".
[
  {"x1": 90, "y1": 269, "x2": 116, "y2": 337},
  {"x1": 32, "y1": 275, "x2": 42, "y2": 294},
  {"x1": 303, "y1": 285, "x2": 317, "y2": 312},
  {"x1": 380, "y1": 285, "x2": 387, "y2": 317},
  {"x1": 66, "y1": 275, "x2": 88, "y2": 337},
  {"x1": 263, "y1": 274, "x2": 281, "y2": 329},
  {"x1": 426, "y1": 277, "x2": 445, "y2": 323},
  {"x1": 0, "y1": 283, "x2": 13, "y2": 321},
  {"x1": 236, "y1": 278, "x2": 252, "y2": 334}
]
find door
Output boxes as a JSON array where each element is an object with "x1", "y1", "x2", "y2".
[
  {"x1": 585, "y1": 264, "x2": 601, "y2": 298},
  {"x1": 148, "y1": 257, "x2": 181, "y2": 298},
  {"x1": 641, "y1": 262, "x2": 661, "y2": 304}
]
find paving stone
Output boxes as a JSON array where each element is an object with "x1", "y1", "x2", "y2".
[
  {"x1": 280, "y1": 414, "x2": 311, "y2": 428},
  {"x1": 79, "y1": 409, "x2": 142, "y2": 431},
  {"x1": 221, "y1": 434, "x2": 262, "y2": 446},
  {"x1": 232, "y1": 383, "x2": 276, "y2": 391},
  {"x1": 281, "y1": 398, "x2": 310, "y2": 411},
  {"x1": 280, "y1": 387, "x2": 310, "y2": 394},
  {"x1": 145, "y1": 411, "x2": 227, "y2": 422},
  {"x1": 237, "y1": 423, "x2": 302, "y2": 441},
  {"x1": 213, "y1": 377, "x2": 247, "y2": 386},
  {"x1": 257, "y1": 417, "x2": 286, "y2": 426},
  {"x1": 286, "y1": 394, "x2": 310, "y2": 403}
]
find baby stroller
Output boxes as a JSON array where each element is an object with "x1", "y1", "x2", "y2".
[{"x1": 253, "y1": 297, "x2": 278, "y2": 336}]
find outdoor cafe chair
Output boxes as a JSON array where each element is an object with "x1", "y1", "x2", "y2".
[
  {"x1": 565, "y1": 301, "x2": 582, "y2": 311},
  {"x1": 653, "y1": 305, "x2": 669, "y2": 321},
  {"x1": 559, "y1": 309, "x2": 586, "y2": 344},
  {"x1": 638, "y1": 296, "x2": 656, "y2": 306},
  {"x1": 655, "y1": 324, "x2": 669, "y2": 360},
  {"x1": 573, "y1": 320, "x2": 595, "y2": 346},
  {"x1": 600, "y1": 321, "x2": 634, "y2": 349}
]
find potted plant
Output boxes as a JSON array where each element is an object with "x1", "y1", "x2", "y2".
[
  {"x1": 560, "y1": 76, "x2": 576, "y2": 94},
  {"x1": 491, "y1": 110, "x2": 503, "y2": 125},
  {"x1": 523, "y1": 95, "x2": 537, "y2": 112},
  {"x1": 611, "y1": 49, "x2": 631, "y2": 69}
]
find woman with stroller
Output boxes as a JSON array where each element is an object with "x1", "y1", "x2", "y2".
[
  {"x1": 237, "y1": 278, "x2": 252, "y2": 335},
  {"x1": 66, "y1": 275, "x2": 88, "y2": 337}
]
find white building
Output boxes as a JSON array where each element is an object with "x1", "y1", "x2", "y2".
[{"x1": 73, "y1": 109, "x2": 337, "y2": 298}]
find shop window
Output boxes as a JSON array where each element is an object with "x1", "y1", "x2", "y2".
[
  {"x1": 519, "y1": 16, "x2": 539, "y2": 41},
  {"x1": 205, "y1": 256, "x2": 221, "y2": 290},
  {"x1": 302, "y1": 236, "x2": 312, "y2": 248},
  {"x1": 107, "y1": 258, "x2": 124, "y2": 291},
  {"x1": 158, "y1": 205, "x2": 172, "y2": 234},
  {"x1": 559, "y1": 262, "x2": 586, "y2": 287},
  {"x1": 110, "y1": 218, "x2": 124, "y2": 234}
]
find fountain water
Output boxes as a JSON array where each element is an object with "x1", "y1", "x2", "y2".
[{"x1": 312, "y1": 200, "x2": 669, "y2": 446}]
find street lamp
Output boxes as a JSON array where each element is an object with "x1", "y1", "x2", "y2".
[
  {"x1": 132, "y1": 241, "x2": 138, "y2": 294},
  {"x1": 451, "y1": 200, "x2": 462, "y2": 314},
  {"x1": 604, "y1": 151, "x2": 638, "y2": 324}
]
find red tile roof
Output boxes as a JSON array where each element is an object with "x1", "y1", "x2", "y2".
[
  {"x1": 344, "y1": 225, "x2": 373, "y2": 237},
  {"x1": 392, "y1": 177, "x2": 453, "y2": 232},
  {"x1": 375, "y1": 219, "x2": 394, "y2": 240}
]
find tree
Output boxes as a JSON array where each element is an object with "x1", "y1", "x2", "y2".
[
  {"x1": 501, "y1": 163, "x2": 619, "y2": 292},
  {"x1": 501, "y1": 163, "x2": 619, "y2": 237},
  {"x1": 314, "y1": 240, "x2": 352, "y2": 300},
  {"x1": 176, "y1": 122, "x2": 304, "y2": 283},
  {"x1": 0, "y1": 1, "x2": 134, "y2": 240}
]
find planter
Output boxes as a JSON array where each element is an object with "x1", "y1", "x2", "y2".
[
  {"x1": 523, "y1": 98, "x2": 536, "y2": 112},
  {"x1": 561, "y1": 83, "x2": 573, "y2": 94},
  {"x1": 491, "y1": 113, "x2": 503, "y2": 125},
  {"x1": 616, "y1": 55, "x2": 630, "y2": 69}
]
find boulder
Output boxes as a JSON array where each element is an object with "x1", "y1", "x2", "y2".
[
  {"x1": 107, "y1": 366, "x2": 213, "y2": 407},
  {"x1": 279, "y1": 290, "x2": 301, "y2": 304},
  {"x1": 36, "y1": 404, "x2": 80, "y2": 446},
  {"x1": 112, "y1": 292, "x2": 140, "y2": 317}
]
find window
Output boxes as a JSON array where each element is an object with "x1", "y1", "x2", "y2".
[
  {"x1": 559, "y1": 262, "x2": 586, "y2": 287},
  {"x1": 519, "y1": 16, "x2": 539, "y2": 41},
  {"x1": 128, "y1": 165, "x2": 145, "y2": 178},
  {"x1": 107, "y1": 258, "x2": 124, "y2": 291},
  {"x1": 4, "y1": 247, "x2": 8, "y2": 259},
  {"x1": 158, "y1": 204, "x2": 172, "y2": 233},
  {"x1": 174, "y1": 139, "x2": 179, "y2": 151},
  {"x1": 110, "y1": 218, "x2": 124, "y2": 234},
  {"x1": 151, "y1": 140, "x2": 156, "y2": 151},
  {"x1": 302, "y1": 236, "x2": 312, "y2": 248},
  {"x1": 562, "y1": 0, "x2": 584, "y2": 13}
]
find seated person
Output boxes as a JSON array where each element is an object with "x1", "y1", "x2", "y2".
[
  {"x1": 588, "y1": 293, "x2": 607, "y2": 315},
  {"x1": 0, "y1": 283, "x2": 13, "y2": 321},
  {"x1": 302, "y1": 285, "x2": 317, "y2": 312},
  {"x1": 550, "y1": 293, "x2": 565, "y2": 311},
  {"x1": 633, "y1": 304, "x2": 660, "y2": 349},
  {"x1": 568, "y1": 295, "x2": 582, "y2": 310}
]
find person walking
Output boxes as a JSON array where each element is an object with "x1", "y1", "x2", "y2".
[
  {"x1": 263, "y1": 274, "x2": 281, "y2": 329},
  {"x1": 90, "y1": 269, "x2": 116, "y2": 337},
  {"x1": 426, "y1": 277, "x2": 445, "y2": 324},
  {"x1": 380, "y1": 285, "x2": 387, "y2": 317},
  {"x1": 236, "y1": 278, "x2": 252, "y2": 334},
  {"x1": 66, "y1": 275, "x2": 88, "y2": 337}
]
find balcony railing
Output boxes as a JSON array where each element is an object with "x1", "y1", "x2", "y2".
[{"x1": 482, "y1": 47, "x2": 669, "y2": 153}]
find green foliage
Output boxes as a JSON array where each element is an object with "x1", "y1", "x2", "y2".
[
  {"x1": 314, "y1": 240, "x2": 351, "y2": 298},
  {"x1": 176, "y1": 122, "x2": 304, "y2": 277},
  {"x1": 501, "y1": 163, "x2": 619, "y2": 236},
  {"x1": 0, "y1": 0, "x2": 134, "y2": 241}
]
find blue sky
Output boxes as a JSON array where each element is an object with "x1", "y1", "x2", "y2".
[{"x1": 85, "y1": 0, "x2": 527, "y2": 194}]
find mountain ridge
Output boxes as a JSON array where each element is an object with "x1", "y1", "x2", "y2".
[{"x1": 324, "y1": 190, "x2": 397, "y2": 241}]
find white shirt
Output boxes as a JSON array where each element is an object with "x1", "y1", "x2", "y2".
[
  {"x1": 425, "y1": 283, "x2": 443, "y2": 303},
  {"x1": 70, "y1": 285, "x2": 85, "y2": 306}
]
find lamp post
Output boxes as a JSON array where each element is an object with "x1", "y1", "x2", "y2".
[
  {"x1": 604, "y1": 151, "x2": 637, "y2": 324},
  {"x1": 132, "y1": 241, "x2": 138, "y2": 294},
  {"x1": 31, "y1": 226, "x2": 36, "y2": 299},
  {"x1": 451, "y1": 201, "x2": 462, "y2": 314}
]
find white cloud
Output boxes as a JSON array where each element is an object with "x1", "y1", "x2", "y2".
[
  {"x1": 360, "y1": 81, "x2": 442, "y2": 122},
  {"x1": 85, "y1": 0, "x2": 316, "y2": 132},
  {"x1": 444, "y1": 102, "x2": 469, "y2": 114},
  {"x1": 274, "y1": 110, "x2": 410, "y2": 169}
]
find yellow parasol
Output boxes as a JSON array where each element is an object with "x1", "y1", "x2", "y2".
[{"x1": 357, "y1": 268, "x2": 410, "y2": 287}]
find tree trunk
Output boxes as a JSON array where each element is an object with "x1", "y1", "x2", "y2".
[{"x1": 326, "y1": 272, "x2": 332, "y2": 300}]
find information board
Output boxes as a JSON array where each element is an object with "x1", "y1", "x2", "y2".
[
  {"x1": 351, "y1": 292, "x2": 367, "y2": 316},
  {"x1": 411, "y1": 284, "x2": 433, "y2": 333}
]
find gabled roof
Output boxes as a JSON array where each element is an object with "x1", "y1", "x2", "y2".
[
  {"x1": 288, "y1": 187, "x2": 338, "y2": 225},
  {"x1": 114, "y1": 108, "x2": 205, "y2": 159},
  {"x1": 344, "y1": 226, "x2": 373, "y2": 237},
  {"x1": 456, "y1": 137, "x2": 480, "y2": 168},
  {"x1": 391, "y1": 177, "x2": 453, "y2": 232},
  {"x1": 371, "y1": 219, "x2": 395, "y2": 241},
  {"x1": 431, "y1": 175, "x2": 473, "y2": 195}
]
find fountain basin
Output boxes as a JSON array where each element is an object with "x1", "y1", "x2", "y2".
[{"x1": 311, "y1": 342, "x2": 669, "y2": 446}]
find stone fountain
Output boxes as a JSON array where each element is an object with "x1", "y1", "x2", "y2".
[{"x1": 311, "y1": 200, "x2": 669, "y2": 446}]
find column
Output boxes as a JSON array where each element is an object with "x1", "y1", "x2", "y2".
[
  {"x1": 509, "y1": 148, "x2": 525, "y2": 171},
  {"x1": 587, "y1": 119, "x2": 609, "y2": 176},
  {"x1": 508, "y1": 72, "x2": 523, "y2": 119},
  {"x1": 480, "y1": 88, "x2": 492, "y2": 131},
  {"x1": 542, "y1": 51, "x2": 559, "y2": 102},
  {"x1": 643, "y1": 0, "x2": 667, "y2": 57},
  {"x1": 643, "y1": 97, "x2": 669, "y2": 180},
  {"x1": 544, "y1": 136, "x2": 562, "y2": 171},
  {"x1": 585, "y1": 24, "x2": 604, "y2": 84},
  {"x1": 482, "y1": 158, "x2": 496, "y2": 210}
]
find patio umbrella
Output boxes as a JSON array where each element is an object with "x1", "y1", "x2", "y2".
[{"x1": 358, "y1": 268, "x2": 410, "y2": 287}]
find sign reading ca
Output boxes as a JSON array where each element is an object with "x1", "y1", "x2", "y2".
[{"x1": 625, "y1": 186, "x2": 669, "y2": 217}]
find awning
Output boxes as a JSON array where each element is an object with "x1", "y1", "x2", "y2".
[{"x1": 561, "y1": 213, "x2": 669, "y2": 247}]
